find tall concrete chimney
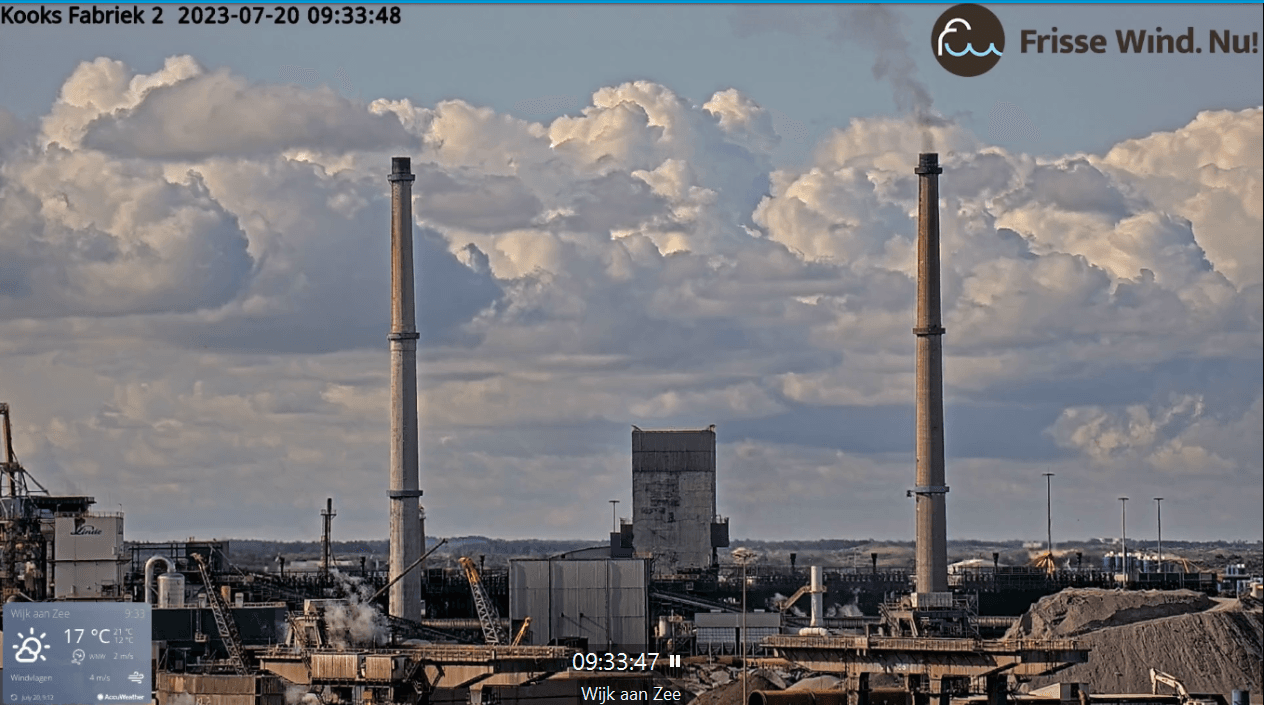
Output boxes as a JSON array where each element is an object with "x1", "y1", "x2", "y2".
[
  {"x1": 388, "y1": 157, "x2": 423, "y2": 621},
  {"x1": 913, "y1": 152, "x2": 948, "y2": 595}
]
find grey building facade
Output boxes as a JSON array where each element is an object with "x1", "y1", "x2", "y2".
[{"x1": 631, "y1": 426, "x2": 728, "y2": 576}]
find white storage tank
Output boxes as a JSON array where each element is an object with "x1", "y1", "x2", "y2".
[{"x1": 157, "y1": 573, "x2": 185, "y2": 608}]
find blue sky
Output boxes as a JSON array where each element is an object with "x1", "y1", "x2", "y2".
[
  {"x1": 0, "y1": 4, "x2": 1260, "y2": 549},
  {"x1": 3, "y1": 5, "x2": 1259, "y2": 159}
]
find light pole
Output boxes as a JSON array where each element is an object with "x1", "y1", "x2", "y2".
[
  {"x1": 609, "y1": 500, "x2": 620, "y2": 533},
  {"x1": 1042, "y1": 472, "x2": 1055, "y2": 569},
  {"x1": 1154, "y1": 498, "x2": 1164, "y2": 576},
  {"x1": 1118, "y1": 497, "x2": 1129, "y2": 584},
  {"x1": 732, "y1": 548, "x2": 757, "y2": 705}
]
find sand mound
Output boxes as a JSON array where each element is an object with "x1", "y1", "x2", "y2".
[
  {"x1": 1009, "y1": 589, "x2": 1262, "y2": 696},
  {"x1": 1005, "y1": 588, "x2": 1213, "y2": 639}
]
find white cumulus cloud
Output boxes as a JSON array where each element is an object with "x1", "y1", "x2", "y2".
[{"x1": 0, "y1": 60, "x2": 1258, "y2": 541}]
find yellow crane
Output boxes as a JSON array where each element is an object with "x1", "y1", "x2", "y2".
[
  {"x1": 511, "y1": 616, "x2": 532, "y2": 647},
  {"x1": 458, "y1": 556, "x2": 511, "y2": 645}
]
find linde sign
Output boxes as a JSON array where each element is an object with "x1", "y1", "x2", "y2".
[{"x1": 70, "y1": 524, "x2": 103, "y2": 535}]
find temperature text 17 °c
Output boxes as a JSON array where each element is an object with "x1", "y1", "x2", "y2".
[{"x1": 66, "y1": 628, "x2": 136, "y2": 644}]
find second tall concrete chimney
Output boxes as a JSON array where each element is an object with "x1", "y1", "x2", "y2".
[
  {"x1": 388, "y1": 156, "x2": 423, "y2": 621},
  {"x1": 913, "y1": 153, "x2": 948, "y2": 595}
]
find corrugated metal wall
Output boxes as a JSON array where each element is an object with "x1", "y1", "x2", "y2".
[
  {"x1": 310, "y1": 653, "x2": 362, "y2": 680},
  {"x1": 509, "y1": 558, "x2": 648, "y2": 650},
  {"x1": 156, "y1": 673, "x2": 286, "y2": 705}
]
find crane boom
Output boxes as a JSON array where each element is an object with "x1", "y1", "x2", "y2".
[
  {"x1": 777, "y1": 584, "x2": 811, "y2": 613},
  {"x1": 1151, "y1": 669, "x2": 1191, "y2": 699},
  {"x1": 459, "y1": 556, "x2": 509, "y2": 645},
  {"x1": 192, "y1": 553, "x2": 249, "y2": 675},
  {"x1": 510, "y1": 616, "x2": 532, "y2": 646}
]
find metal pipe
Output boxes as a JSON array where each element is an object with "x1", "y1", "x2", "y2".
[
  {"x1": 1, "y1": 402, "x2": 13, "y2": 466},
  {"x1": 1043, "y1": 472, "x2": 1055, "y2": 567},
  {"x1": 809, "y1": 566, "x2": 823, "y2": 628},
  {"x1": 742, "y1": 560, "x2": 747, "y2": 705},
  {"x1": 387, "y1": 156, "x2": 423, "y2": 621},
  {"x1": 1119, "y1": 497, "x2": 1129, "y2": 583},
  {"x1": 321, "y1": 497, "x2": 336, "y2": 577},
  {"x1": 144, "y1": 555, "x2": 175, "y2": 605},
  {"x1": 371, "y1": 538, "x2": 447, "y2": 604},
  {"x1": 913, "y1": 152, "x2": 948, "y2": 594},
  {"x1": 2, "y1": 402, "x2": 15, "y2": 498}
]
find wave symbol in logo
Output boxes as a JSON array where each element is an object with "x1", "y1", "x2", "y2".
[
  {"x1": 938, "y1": 18, "x2": 1004, "y2": 57},
  {"x1": 932, "y1": 5, "x2": 1006, "y2": 77}
]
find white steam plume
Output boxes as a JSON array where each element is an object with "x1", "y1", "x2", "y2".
[
  {"x1": 321, "y1": 572, "x2": 390, "y2": 649},
  {"x1": 285, "y1": 686, "x2": 323, "y2": 705},
  {"x1": 824, "y1": 587, "x2": 865, "y2": 617},
  {"x1": 826, "y1": 602, "x2": 864, "y2": 618},
  {"x1": 769, "y1": 592, "x2": 806, "y2": 617}
]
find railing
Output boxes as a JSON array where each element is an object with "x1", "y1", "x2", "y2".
[{"x1": 762, "y1": 634, "x2": 1085, "y2": 653}]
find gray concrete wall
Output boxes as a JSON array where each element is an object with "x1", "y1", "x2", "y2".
[{"x1": 631, "y1": 428, "x2": 717, "y2": 575}]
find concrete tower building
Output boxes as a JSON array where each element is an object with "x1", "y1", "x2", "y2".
[
  {"x1": 631, "y1": 426, "x2": 729, "y2": 576},
  {"x1": 913, "y1": 153, "x2": 949, "y2": 595},
  {"x1": 387, "y1": 157, "x2": 424, "y2": 621}
]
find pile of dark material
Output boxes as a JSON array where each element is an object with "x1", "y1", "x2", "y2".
[{"x1": 1008, "y1": 588, "x2": 1262, "y2": 696}]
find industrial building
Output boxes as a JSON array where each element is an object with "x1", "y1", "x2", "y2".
[
  {"x1": 52, "y1": 513, "x2": 126, "y2": 599},
  {"x1": 630, "y1": 425, "x2": 729, "y2": 576}
]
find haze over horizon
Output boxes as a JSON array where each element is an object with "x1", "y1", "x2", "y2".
[{"x1": 1, "y1": 5, "x2": 1260, "y2": 544}]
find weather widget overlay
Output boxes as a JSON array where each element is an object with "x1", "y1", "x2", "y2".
[{"x1": 4, "y1": 603, "x2": 152, "y2": 705}]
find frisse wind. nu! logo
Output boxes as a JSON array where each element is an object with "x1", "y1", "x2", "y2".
[{"x1": 933, "y1": 4, "x2": 1006, "y2": 77}]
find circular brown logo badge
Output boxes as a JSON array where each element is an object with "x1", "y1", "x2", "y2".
[{"x1": 932, "y1": 4, "x2": 1005, "y2": 77}]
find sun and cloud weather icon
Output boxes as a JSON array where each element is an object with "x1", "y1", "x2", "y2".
[{"x1": 12, "y1": 628, "x2": 49, "y2": 663}]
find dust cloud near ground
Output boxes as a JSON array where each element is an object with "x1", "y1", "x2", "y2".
[{"x1": 1009, "y1": 588, "x2": 1262, "y2": 697}]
